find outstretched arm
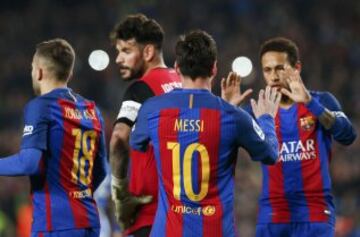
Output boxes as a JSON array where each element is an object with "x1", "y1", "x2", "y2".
[
  {"x1": 238, "y1": 86, "x2": 281, "y2": 165},
  {"x1": 0, "y1": 148, "x2": 43, "y2": 176}
]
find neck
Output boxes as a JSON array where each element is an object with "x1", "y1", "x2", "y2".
[
  {"x1": 181, "y1": 76, "x2": 212, "y2": 90},
  {"x1": 279, "y1": 95, "x2": 295, "y2": 109},
  {"x1": 143, "y1": 53, "x2": 166, "y2": 76},
  {"x1": 40, "y1": 79, "x2": 68, "y2": 95}
]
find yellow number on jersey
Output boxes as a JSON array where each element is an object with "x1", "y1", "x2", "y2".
[
  {"x1": 71, "y1": 129, "x2": 97, "y2": 186},
  {"x1": 167, "y1": 142, "x2": 210, "y2": 202}
]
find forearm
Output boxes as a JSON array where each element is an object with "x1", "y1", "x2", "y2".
[
  {"x1": 0, "y1": 148, "x2": 42, "y2": 176},
  {"x1": 306, "y1": 98, "x2": 334, "y2": 129},
  {"x1": 306, "y1": 98, "x2": 356, "y2": 144},
  {"x1": 110, "y1": 137, "x2": 130, "y2": 179},
  {"x1": 256, "y1": 114, "x2": 279, "y2": 164}
]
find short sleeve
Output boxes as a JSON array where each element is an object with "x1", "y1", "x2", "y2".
[
  {"x1": 20, "y1": 99, "x2": 49, "y2": 150},
  {"x1": 318, "y1": 92, "x2": 342, "y2": 111},
  {"x1": 115, "y1": 81, "x2": 155, "y2": 127},
  {"x1": 129, "y1": 101, "x2": 151, "y2": 152}
]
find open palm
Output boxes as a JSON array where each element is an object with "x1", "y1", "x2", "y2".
[
  {"x1": 280, "y1": 69, "x2": 311, "y2": 104},
  {"x1": 221, "y1": 72, "x2": 252, "y2": 106}
]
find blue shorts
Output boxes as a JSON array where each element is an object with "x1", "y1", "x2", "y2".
[
  {"x1": 31, "y1": 228, "x2": 100, "y2": 237},
  {"x1": 256, "y1": 222, "x2": 334, "y2": 237}
]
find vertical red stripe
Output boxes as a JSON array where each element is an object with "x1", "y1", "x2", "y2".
[
  {"x1": 297, "y1": 104, "x2": 328, "y2": 222},
  {"x1": 36, "y1": 155, "x2": 52, "y2": 231},
  {"x1": 44, "y1": 182, "x2": 52, "y2": 231},
  {"x1": 38, "y1": 232, "x2": 44, "y2": 237},
  {"x1": 199, "y1": 109, "x2": 223, "y2": 237},
  {"x1": 158, "y1": 109, "x2": 183, "y2": 237},
  {"x1": 58, "y1": 99, "x2": 89, "y2": 228},
  {"x1": 268, "y1": 113, "x2": 291, "y2": 222}
]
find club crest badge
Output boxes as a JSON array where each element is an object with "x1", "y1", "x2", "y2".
[{"x1": 300, "y1": 116, "x2": 315, "y2": 131}]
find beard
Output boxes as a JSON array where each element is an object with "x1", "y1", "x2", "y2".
[{"x1": 119, "y1": 60, "x2": 145, "y2": 80}]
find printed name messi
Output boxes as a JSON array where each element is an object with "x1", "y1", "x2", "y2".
[
  {"x1": 278, "y1": 139, "x2": 317, "y2": 162},
  {"x1": 174, "y1": 119, "x2": 204, "y2": 132},
  {"x1": 64, "y1": 107, "x2": 97, "y2": 120}
]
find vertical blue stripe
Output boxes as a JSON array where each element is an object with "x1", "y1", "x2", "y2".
[
  {"x1": 258, "y1": 164, "x2": 272, "y2": 222},
  {"x1": 148, "y1": 110, "x2": 168, "y2": 236},
  {"x1": 316, "y1": 129, "x2": 332, "y2": 192},
  {"x1": 30, "y1": 179, "x2": 47, "y2": 230},
  {"x1": 177, "y1": 108, "x2": 203, "y2": 237},
  {"x1": 316, "y1": 129, "x2": 335, "y2": 223},
  {"x1": 218, "y1": 110, "x2": 236, "y2": 237},
  {"x1": 279, "y1": 106, "x2": 310, "y2": 221}
]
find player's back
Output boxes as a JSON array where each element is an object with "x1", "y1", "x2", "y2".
[
  {"x1": 27, "y1": 88, "x2": 106, "y2": 231},
  {"x1": 133, "y1": 88, "x2": 273, "y2": 237},
  {"x1": 125, "y1": 67, "x2": 181, "y2": 234}
]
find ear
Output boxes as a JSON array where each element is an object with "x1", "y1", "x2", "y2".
[
  {"x1": 37, "y1": 68, "x2": 43, "y2": 81},
  {"x1": 143, "y1": 44, "x2": 156, "y2": 62},
  {"x1": 294, "y1": 61, "x2": 302, "y2": 73}
]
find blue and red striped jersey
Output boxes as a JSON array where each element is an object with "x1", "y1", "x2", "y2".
[
  {"x1": 124, "y1": 68, "x2": 181, "y2": 235},
  {"x1": 21, "y1": 88, "x2": 107, "y2": 232},
  {"x1": 130, "y1": 88, "x2": 278, "y2": 237},
  {"x1": 256, "y1": 91, "x2": 356, "y2": 225}
]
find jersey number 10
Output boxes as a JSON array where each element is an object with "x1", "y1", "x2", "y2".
[
  {"x1": 167, "y1": 142, "x2": 210, "y2": 202},
  {"x1": 71, "y1": 129, "x2": 97, "y2": 186}
]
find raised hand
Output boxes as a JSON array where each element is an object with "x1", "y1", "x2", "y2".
[
  {"x1": 280, "y1": 66, "x2": 311, "y2": 104},
  {"x1": 221, "y1": 71, "x2": 253, "y2": 106},
  {"x1": 251, "y1": 86, "x2": 281, "y2": 118}
]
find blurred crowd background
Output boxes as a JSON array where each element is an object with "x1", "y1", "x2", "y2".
[{"x1": 0, "y1": 0, "x2": 359, "y2": 236}]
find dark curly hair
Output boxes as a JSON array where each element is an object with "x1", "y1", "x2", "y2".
[
  {"x1": 259, "y1": 37, "x2": 300, "y2": 67},
  {"x1": 175, "y1": 30, "x2": 217, "y2": 80},
  {"x1": 110, "y1": 13, "x2": 164, "y2": 50}
]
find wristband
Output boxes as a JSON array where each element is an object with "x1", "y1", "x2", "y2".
[{"x1": 305, "y1": 98, "x2": 325, "y2": 117}]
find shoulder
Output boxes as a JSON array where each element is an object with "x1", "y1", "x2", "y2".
[
  {"x1": 216, "y1": 96, "x2": 248, "y2": 116},
  {"x1": 310, "y1": 90, "x2": 336, "y2": 101},
  {"x1": 137, "y1": 90, "x2": 182, "y2": 116},
  {"x1": 25, "y1": 96, "x2": 50, "y2": 113},
  {"x1": 141, "y1": 90, "x2": 171, "y2": 107},
  {"x1": 143, "y1": 68, "x2": 178, "y2": 80},
  {"x1": 123, "y1": 80, "x2": 154, "y2": 103},
  {"x1": 310, "y1": 90, "x2": 341, "y2": 110},
  {"x1": 23, "y1": 96, "x2": 52, "y2": 122},
  {"x1": 126, "y1": 80, "x2": 152, "y2": 93}
]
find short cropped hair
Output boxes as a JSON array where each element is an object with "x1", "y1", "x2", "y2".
[
  {"x1": 110, "y1": 13, "x2": 164, "y2": 50},
  {"x1": 260, "y1": 37, "x2": 300, "y2": 67},
  {"x1": 175, "y1": 30, "x2": 217, "y2": 80},
  {"x1": 36, "y1": 38, "x2": 75, "y2": 82}
]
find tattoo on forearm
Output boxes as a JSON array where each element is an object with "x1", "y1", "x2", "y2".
[{"x1": 110, "y1": 139, "x2": 129, "y2": 179}]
